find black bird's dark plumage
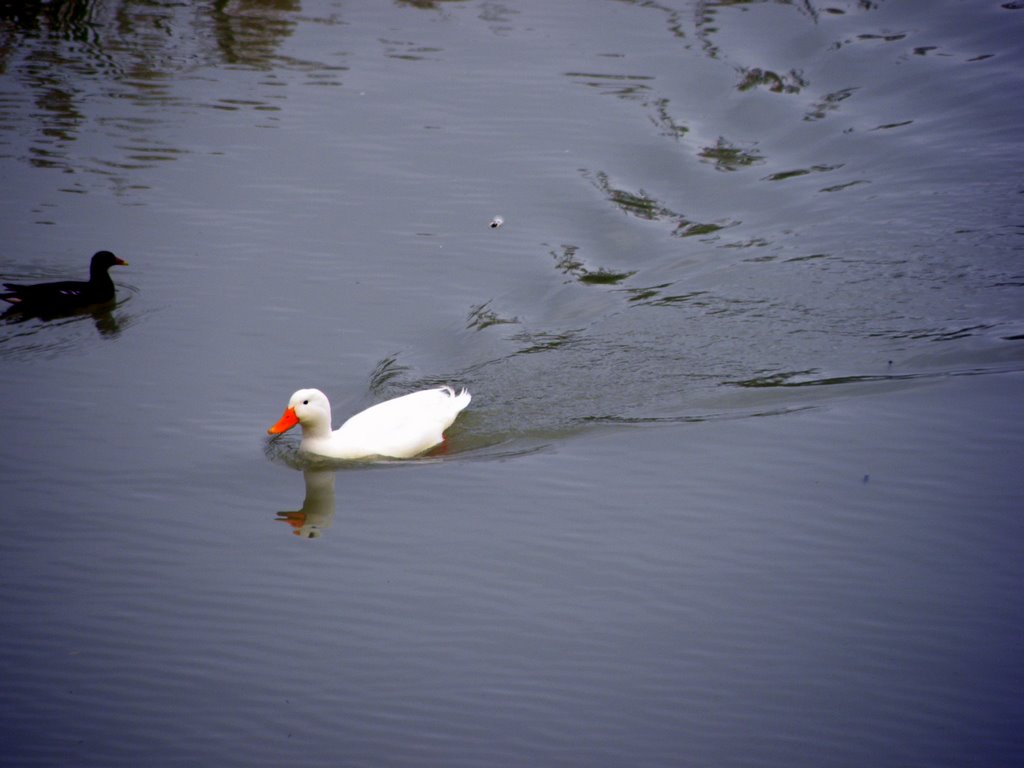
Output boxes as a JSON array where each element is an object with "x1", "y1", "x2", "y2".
[{"x1": 2, "y1": 250, "x2": 128, "y2": 314}]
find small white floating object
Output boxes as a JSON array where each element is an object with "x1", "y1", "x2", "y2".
[
  {"x1": 268, "y1": 386, "x2": 471, "y2": 460},
  {"x1": 489, "y1": 216, "x2": 504, "y2": 229}
]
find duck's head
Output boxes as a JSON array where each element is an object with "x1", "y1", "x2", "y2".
[
  {"x1": 91, "y1": 250, "x2": 128, "y2": 273},
  {"x1": 268, "y1": 388, "x2": 332, "y2": 436}
]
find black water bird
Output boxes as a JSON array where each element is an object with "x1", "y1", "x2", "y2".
[{"x1": 1, "y1": 250, "x2": 128, "y2": 315}]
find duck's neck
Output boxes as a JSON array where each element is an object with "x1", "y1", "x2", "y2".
[
  {"x1": 301, "y1": 413, "x2": 334, "y2": 441},
  {"x1": 89, "y1": 265, "x2": 113, "y2": 287}
]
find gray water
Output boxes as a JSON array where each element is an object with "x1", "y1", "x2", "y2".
[{"x1": 1, "y1": 1, "x2": 1023, "y2": 766}]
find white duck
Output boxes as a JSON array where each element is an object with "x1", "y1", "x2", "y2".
[{"x1": 267, "y1": 386, "x2": 471, "y2": 460}]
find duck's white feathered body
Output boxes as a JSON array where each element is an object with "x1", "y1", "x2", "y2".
[{"x1": 268, "y1": 386, "x2": 471, "y2": 460}]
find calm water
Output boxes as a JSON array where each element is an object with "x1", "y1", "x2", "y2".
[{"x1": 1, "y1": 1, "x2": 1023, "y2": 765}]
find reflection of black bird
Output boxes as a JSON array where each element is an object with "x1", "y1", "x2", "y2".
[{"x1": 2, "y1": 250, "x2": 128, "y2": 315}]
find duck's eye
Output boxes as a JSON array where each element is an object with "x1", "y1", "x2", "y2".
[{"x1": 302, "y1": 399, "x2": 309, "y2": 405}]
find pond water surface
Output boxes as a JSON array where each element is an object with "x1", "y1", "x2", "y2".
[{"x1": 1, "y1": 1, "x2": 1023, "y2": 766}]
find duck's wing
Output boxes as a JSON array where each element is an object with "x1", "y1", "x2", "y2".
[
  {"x1": 1, "y1": 279, "x2": 106, "y2": 307},
  {"x1": 339, "y1": 387, "x2": 470, "y2": 457}
]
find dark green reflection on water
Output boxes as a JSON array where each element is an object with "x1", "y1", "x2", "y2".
[{"x1": 0, "y1": 0, "x2": 305, "y2": 180}]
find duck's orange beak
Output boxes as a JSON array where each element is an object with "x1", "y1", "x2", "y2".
[{"x1": 268, "y1": 406, "x2": 299, "y2": 435}]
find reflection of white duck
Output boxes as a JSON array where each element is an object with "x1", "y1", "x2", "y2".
[
  {"x1": 277, "y1": 469, "x2": 336, "y2": 539},
  {"x1": 267, "y1": 386, "x2": 471, "y2": 460}
]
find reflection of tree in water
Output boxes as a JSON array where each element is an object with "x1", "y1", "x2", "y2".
[
  {"x1": 396, "y1": 0, "x2": 470, "y2": 9},
  {"x1": 209, "y1": 0, "x2": 301, "y2": 68},
  {"x1": 737, "y1": 66, "x2": 808, "y2": 95},
  {"x1": 0, "y1": 0, "x2": 302, "y2": 69},
  {"x1": 692, "y1": 0, "x2": 880, "y2": 57},
  {"x1": 697, "y1": 137, "x2": 765, "y2": 172},
  {"x1": 552, "y1": 245, "x2": 635, "y2": 286},
  {"x1": 0, "y1": 0, "x2": 302, "y2": 179},
  {"x1": 587, "y1": 170, "x2": 732, "y2": 236},
  {"x1": 0, "y1": 1, "x2": 95, "y2": 39},
  {"x1": 579, "y1": 0, "x2": 884, "y2": 178}
]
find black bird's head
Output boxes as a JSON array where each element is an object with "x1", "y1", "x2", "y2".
[{"x1": 91, "y1": 250, "x2": 128, "y2": 275}]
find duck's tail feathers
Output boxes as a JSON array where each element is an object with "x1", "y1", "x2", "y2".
[{"x1": 442, "y1": 385, "x2": 472, "y2": 410}]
